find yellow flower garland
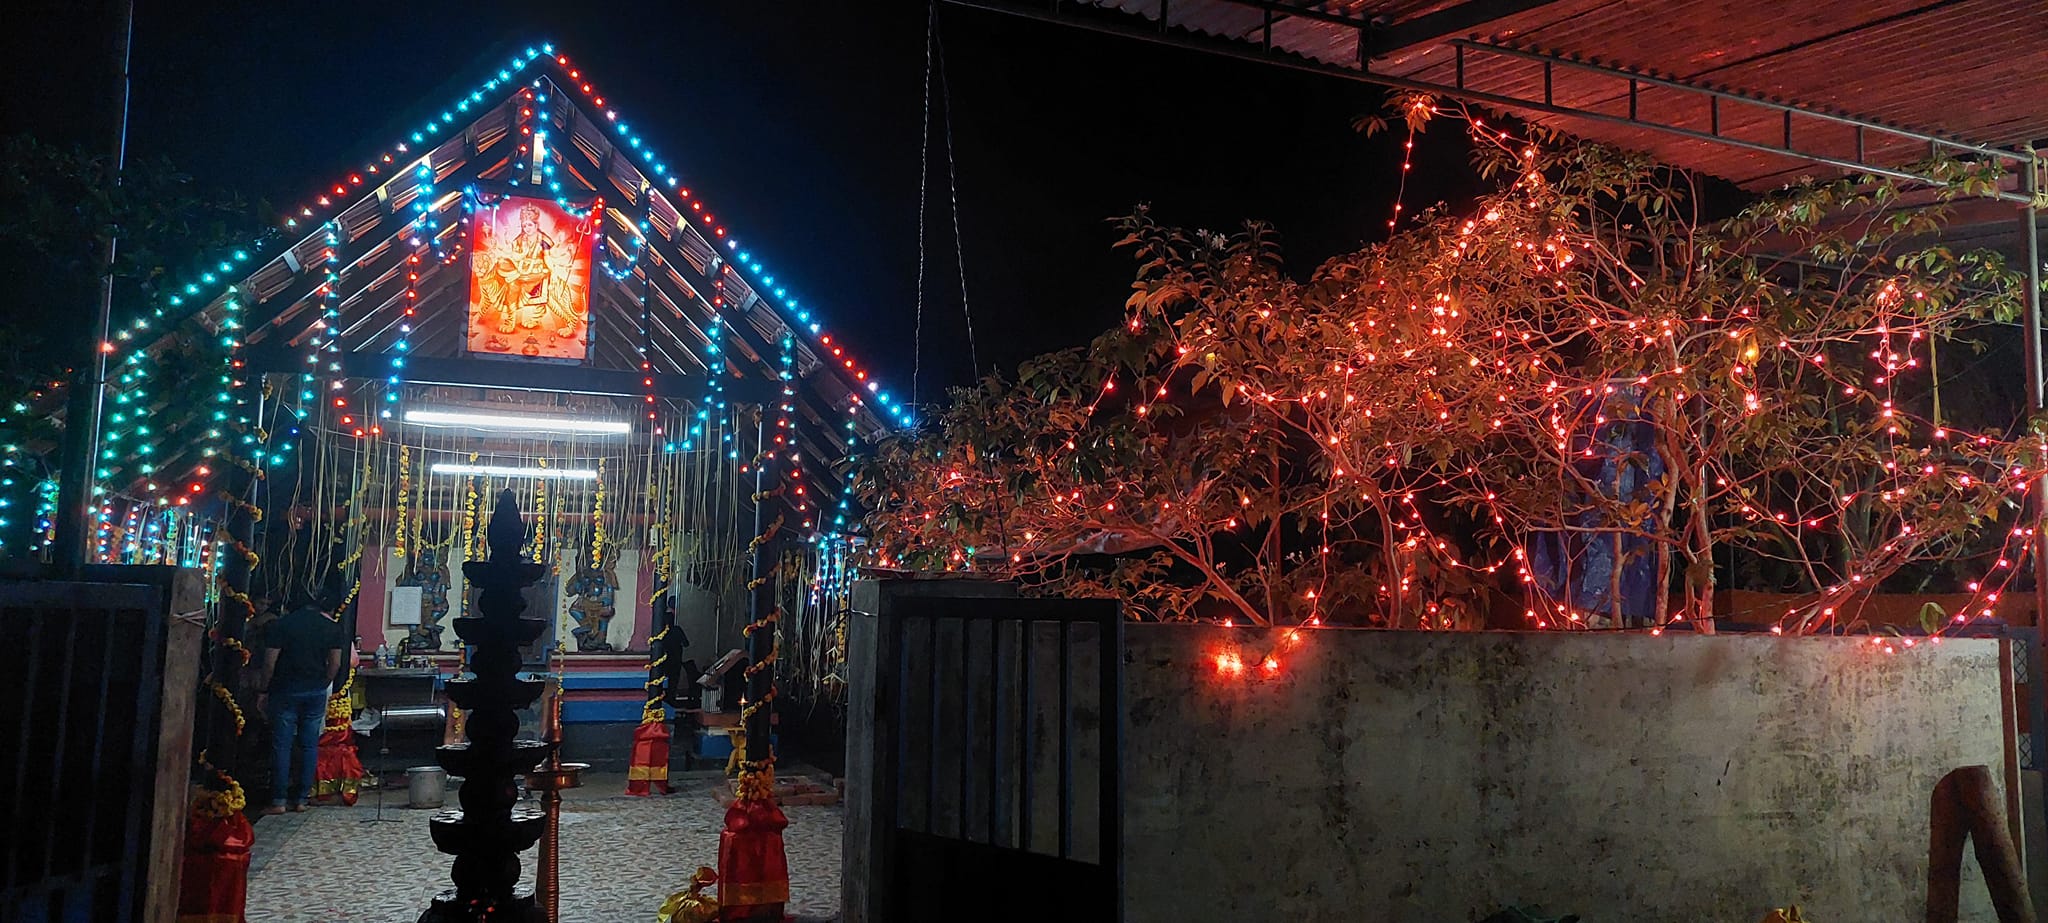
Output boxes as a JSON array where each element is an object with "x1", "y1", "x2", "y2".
[
  {"x1": 590, "y1": 458, "x2": 606, "y2": 570},
  {"x1": 327, "y1": 666, "x2": 357, "y2": 722},
  {"x1": 734, "y1": 763, "x2": 777, "y2": 803},
  {"x1": 216, "y1": 635, "x2": 251, "y2": 666},
  {"x1": 462, "y1": 466, "x2": 480, "y2": 560},
  {"x1": 533, "y1": 459, "x2": 548, "y2": 563},
  {"x1": 395, "y1": 445, "x2": 411, "y2": 559},
  {"x1": 206, "y1": 677, "x2": 246, "y2": 735},
  {"x1": 190, "y1": 750, "x2": 247, "y2": 820}
]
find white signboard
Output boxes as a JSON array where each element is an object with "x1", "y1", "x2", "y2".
[{"x1": 389, "y1": 585, "x2": 424, "y2": 626}]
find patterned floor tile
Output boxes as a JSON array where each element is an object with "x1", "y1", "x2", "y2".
[{"x1": 246, "y1": 771, "x2": 841, "y2": 922}]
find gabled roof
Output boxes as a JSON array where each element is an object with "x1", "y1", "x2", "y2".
[{"x1": 101, "y1": 43, "x2": 910, "y2": 512}]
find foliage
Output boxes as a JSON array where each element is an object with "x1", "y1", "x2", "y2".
[
  {"x1": 858, "y1": 107, "x2": 2040, "y2": 633},
  {"x1": 854, "y1": 316, "x2": 1332, "y2": 624},
  {"x1": 0, "y1": 133, "x2": 262, "y2": 556}
]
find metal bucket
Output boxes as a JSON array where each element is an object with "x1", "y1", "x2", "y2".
[{"x1": 407, "y1": 766, "x2": 447, "y2": 808}]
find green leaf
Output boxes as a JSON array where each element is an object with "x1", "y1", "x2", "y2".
[{"x1": 1919, "y1": 601, "x2": 1947, "y2": 635}]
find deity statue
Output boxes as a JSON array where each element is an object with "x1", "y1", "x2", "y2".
[
  {"x1": 400, "y1": 546, "x2": 452, "y2": 653},
  {"x1": 563, "y1": 556, "x2": 619, "y2": 652},
  {"x1": 476, "y1": 203, "x2": 583, "y2": 347}
]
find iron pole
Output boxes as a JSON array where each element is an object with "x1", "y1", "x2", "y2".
[
  {"x1": 53, "y1": 0, "x2": 134, "y2": 573},
  {"x1": 744, "y1": 409, "x2": 776, "y2": 766},
  {"x1": 2026, "y1": 160, "x2": 2046, "y2": 635}
]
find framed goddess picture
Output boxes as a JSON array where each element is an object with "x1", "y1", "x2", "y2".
[{"x1": 465, "y1": 194, "x2": 597, "y2": 363}]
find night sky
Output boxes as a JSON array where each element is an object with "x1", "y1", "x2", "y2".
[{"x1": 7, "y1": 2, "x2": 1478, "y2": 402}]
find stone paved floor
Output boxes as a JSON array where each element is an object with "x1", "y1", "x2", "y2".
[{"x1": 246, "y1": 770, "x2": 840, "y2": 922}]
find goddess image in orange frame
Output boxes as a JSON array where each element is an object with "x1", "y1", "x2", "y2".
[{"x1": 466, "y1": 196, "x2": 595, "y2": 361}]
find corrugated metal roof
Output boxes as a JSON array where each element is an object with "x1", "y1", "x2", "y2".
[{"x1": 1078, "y1": 0, "x2": 2047, "y2": 193}]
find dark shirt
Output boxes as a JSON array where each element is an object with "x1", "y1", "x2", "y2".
[{"x1": 266, "y1": 606, "x2": 343, "y2": 696}]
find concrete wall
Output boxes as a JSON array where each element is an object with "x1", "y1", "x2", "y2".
[{"x1": 1123, "y1": 626, "x2": 2008, "y2": 923}]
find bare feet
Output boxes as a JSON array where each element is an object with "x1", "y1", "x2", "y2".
[
  {"x1": 290, "y1": 804, "x2": 309, "y2": 813},
  {"x1": 262, "y1": 805, "x2": 287, "y2": 816}
]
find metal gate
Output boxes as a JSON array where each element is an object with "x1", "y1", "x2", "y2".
[
  {"x1": 876, "y1": 595, "x2": 1122, "y2": 922},
  {"x1": 0, "y1": 570, "x2": 202, "y2": 923}
]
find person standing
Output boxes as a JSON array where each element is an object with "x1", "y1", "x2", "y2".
[{"x1": 257, "y1": 592, "x2": 345, "y2": 815}]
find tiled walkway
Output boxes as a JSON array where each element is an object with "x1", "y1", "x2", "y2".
[{"x1": 246, "y1": 771, "x2": 841, "y2": 922}]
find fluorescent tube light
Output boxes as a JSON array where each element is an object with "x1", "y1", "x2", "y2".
[
  {"x1": 403, "y1": 408, "x2": 630, "y2": 435},
  {"x1": 430, "y1": 463, "x2": 599, "y2": 480}
]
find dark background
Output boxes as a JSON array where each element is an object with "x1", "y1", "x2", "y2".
[{"x1": 3, "y1": 1, "x2": 1477, "y2": 404}]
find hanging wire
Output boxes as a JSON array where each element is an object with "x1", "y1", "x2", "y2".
[
  {"x1": 913, "y1": 0, "x2": 938, "y2": 405},
  {"x1": 933, "y1": 18, "x2": 982, "y2": 382}
]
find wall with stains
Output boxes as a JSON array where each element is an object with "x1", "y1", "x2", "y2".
[{"x1": 1122, "y1": 626, "x2": 2006, "y2": 922}]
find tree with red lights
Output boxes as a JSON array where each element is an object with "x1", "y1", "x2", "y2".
[{"x1": 862, "y1": 109, "x2": 2040, "y2": 635}]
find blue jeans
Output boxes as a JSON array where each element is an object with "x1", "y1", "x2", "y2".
[{"x1": 269, "y1": 689, "x2": 327, "y2": 806}]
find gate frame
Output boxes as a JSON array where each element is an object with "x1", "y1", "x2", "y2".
[{"x1": 847, "y1": 581, "x2": 1123, "y2": 923}]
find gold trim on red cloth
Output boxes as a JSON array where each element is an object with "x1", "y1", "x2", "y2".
[{"x1": 718, "y1": 881, "x2": 788, "y2": 906}]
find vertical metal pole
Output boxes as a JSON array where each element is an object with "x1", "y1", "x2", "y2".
[
  {"x1": 2019, "y1": 158, "x2": 2048, "y2": 892},
  {"x1": 743, "y1": 411, "x2": 776, "y2": 768},
  {"x1": 2025, "y1": 161, "x2": 2046, "y2": 636},
  {"x1": 54, "y1": 0, "x2": 134, "y2": 573}
]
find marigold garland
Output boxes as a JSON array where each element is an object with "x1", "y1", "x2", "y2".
[
  {"x1": 395, "y1": 445, "x2": 411, "y2": 560},
  {"x1": 212, "y1": 634, "x2": 252, "y2": 666},
  {"x1": 462, "y1": 465, "x2": 480, "y2": 560},
  {"x1": 738, "y1": 687, "x2": 777, "y2": 724},
  {"x1": 733, "y1": 762, "x2": 777, "y2": 803},
  {"x1": 742, "y1": 622, "x2": 781, "y2": 680},
  {"x1": 205, "y1": 676, "x2": 246, "y2": 735},
  {"x1": 215, "y1": 578, "x2": 252, "y2": 612},
  {"x1": 337, "y1": 451, "x2": 373, "y2": 570},
  {"x1": 746, "y1": 513, "x2": 786, "y2": 555},
  {"x1": 190, "y1": 750, "x2": 247, "y2": 820},
  {"x1": 590, "y1": 458, "x2": 607, "y2": 570},
  {"x1": 216, "y1": 490, "x2": 264, "y2": 522},
  {"x1": 327, "y1": 666, "x2": 357, "y2": 722},
  {"x1": 533, "y1": 459, "x2": 549, "y2": 563}
]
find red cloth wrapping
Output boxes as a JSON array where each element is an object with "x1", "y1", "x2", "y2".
[
  {"x1": 716, "y1": 797, "x2": 789, "y2": 917},
  {"x1": 312, "y1": 726, "x2": 364, "y2": 805},
  {"x1": 626, "y1": 720, "x2": 673, "y2": 796},
  {"x1": 175, "y1": 812, "x2": 252, "y2": 923}
]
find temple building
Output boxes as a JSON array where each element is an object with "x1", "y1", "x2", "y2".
[{"x1": 76, "y1": 43, "x2": 879, "y2": 753}]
